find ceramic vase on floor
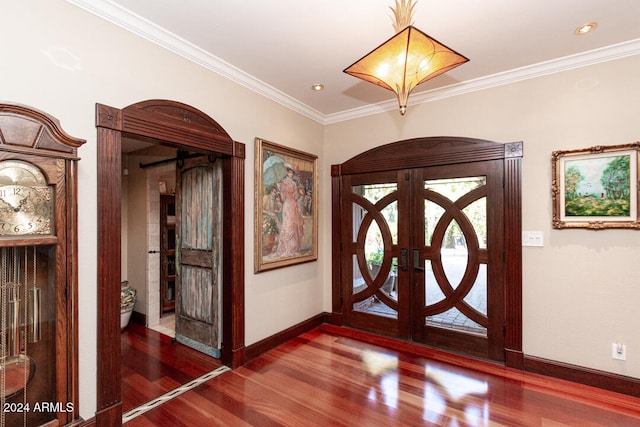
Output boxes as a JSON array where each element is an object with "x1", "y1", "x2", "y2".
[{"x1": 121, "y1": 281, "x2": 137, "y2": 330}]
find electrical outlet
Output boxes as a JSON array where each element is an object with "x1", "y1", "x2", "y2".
[{"x1": 612, "y1": 343, "x2": 627, "y2": 360}]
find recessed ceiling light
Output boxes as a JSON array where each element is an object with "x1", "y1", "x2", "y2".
[
  {"x1": 311, "y1": 83, "x2": 324, "y2": 91},
  {"x1": 575, "y1": 22, "x2": 597, "y2": 35}
]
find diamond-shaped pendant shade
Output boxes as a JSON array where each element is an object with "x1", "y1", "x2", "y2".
[{"x1": 344, "y1": 26, "x2": 469, "y2": 115}]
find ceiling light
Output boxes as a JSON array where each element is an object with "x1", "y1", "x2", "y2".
[
  {"x1": 575, "y1": 22, "x2": 597, "y2": 35},
  {"x1": 344, "y1": 0, "x2": 468, "y2": 115},
  {"x1": 311, "y1": 83, "x2": 325, "y2": 91}
]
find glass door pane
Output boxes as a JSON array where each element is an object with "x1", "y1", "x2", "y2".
[
  {"x1": 351, "y1": 183, "x2": 399, "y2": 319},
  {"x1": 422, "y1": 176, "x2": 488, "y2": 336}
]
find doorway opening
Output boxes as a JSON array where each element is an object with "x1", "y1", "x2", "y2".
[
  {"x1": 96, "y1": 100, "x2": 245, "y2": 425},
  {"x1": 121, "y1": 141, "x2": 178, "y2": 338},
  {"x1": 120, "y1": 136, "x2": 225, "y2": 411},
  {"x1": 352, "y1": 175, "x2": 490, "y2": 337},
  {"x1": 331, "y1": 137, "x2": 523, "y2": 365}
]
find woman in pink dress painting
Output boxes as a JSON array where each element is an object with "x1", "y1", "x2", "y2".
[{"x1": 276, "y1": 165, "x2": 304, "y2": 257}]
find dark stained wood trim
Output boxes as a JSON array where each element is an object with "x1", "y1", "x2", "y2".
[
  {"x1": 222, "y1": 140, "x2": 246, "y2": 368},
  {"x1": 130, "y1": 310, "x2": 147, "y2": 326},
  {"x1": 244, "y1": 313, "x2": 329, "y2": 363},
  {"x1": 96, "y1": 104, "x2": 122, "y2": 131},
  {"x1": 339, "y1": 136, "x2": 506, "y2": 175},
  {"x1": 331, "y1": 136, "x2": 523, "y2": 365},
  {"x1": 95, "y1": 100, "x2": 245, "y2": 426},
  {"x1": 504, "y1": 142, "x2": 524, "y2": 369},
  {"x1": 122, "y1": 104, "x2": 234, "y2": 155},
  {"x1": 94, "y1": 404, "x2": 122, "y2": 427},
  {"x1": 524, "y1": 355, "x2": 640, "y2": 398},
  {"x1": 330, "y1": 167, "x2": 342, "y2": 316},
  {"x1": 505, "y1": 349, "x2": 524, "y2": 369},
  {"x1": 96, "y1": 125, "x2": 123, "y2": 427}
]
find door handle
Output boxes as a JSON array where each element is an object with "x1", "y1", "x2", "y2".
[
  {"x1": 399, "y1": 248, "x2": 408, "y2": 271},
  {"x1": 413, "y1": 249, "x2": 425, "y2": 271}
]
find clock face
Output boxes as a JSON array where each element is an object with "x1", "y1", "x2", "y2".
[{"x1": 0, "y1": 161, "x2": 54, "y2": 236}]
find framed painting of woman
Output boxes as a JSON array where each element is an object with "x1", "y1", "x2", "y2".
[{"x1": 254, "y1": 138, "x2": 318, "y2": 272}]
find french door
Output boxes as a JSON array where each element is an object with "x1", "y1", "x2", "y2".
[{"x1": 340, "y1": 159, "x2": 505, "y2": 361}]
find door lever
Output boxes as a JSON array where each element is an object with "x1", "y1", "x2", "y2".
[
  {"x1": 399, "y1": 248, "x2": 408, "y2": 271},
  {"x1": 413, "y1": 249, "x2": 425, "y2": 271}
]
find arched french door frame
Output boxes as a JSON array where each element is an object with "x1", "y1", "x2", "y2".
[
  {"x1": 331, "y1": 136, "x2": 523, "y2": 367},
  {"x1": 95, "y1": 100, "x2": 245, "y2": 426}
]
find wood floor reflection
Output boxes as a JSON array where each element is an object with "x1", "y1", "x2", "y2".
[{"x1": 123, "y1": 323, "x2": 640, "y2": 426}]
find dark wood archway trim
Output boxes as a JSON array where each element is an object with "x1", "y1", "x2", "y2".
[
  {"x1": 331, "y1": 136, "x2": 523, "y2": 367},
  {"x1": 95, "y1": 100, "x2": 245, "y2": 427}
]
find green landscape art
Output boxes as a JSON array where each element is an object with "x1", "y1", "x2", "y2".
[{"x1": 564, "y1": 154, "x2": 631, "y2": 217}]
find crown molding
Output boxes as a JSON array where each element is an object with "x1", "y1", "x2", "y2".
[
  {"x1": 67, "y1": 0, "x2": 640, "y2": 126},
  {"x1": 325, "y1": 38, "x2": 640, "y2": 124},
  {"x1": 65, "y1": 0, "x2": 326, "y2": 123}
]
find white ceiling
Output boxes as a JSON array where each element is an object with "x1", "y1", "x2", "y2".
[{"x1": 69, "y1": 0, "x2": 640, "y2": 124}]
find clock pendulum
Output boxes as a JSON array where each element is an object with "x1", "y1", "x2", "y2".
[{"x1": 0, "y1": 246, "x2": 40, "y2": 427}]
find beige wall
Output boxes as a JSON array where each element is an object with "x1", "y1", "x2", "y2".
[
  {"x1": 2, "y1": 0, "x2": 639, "y2": 421},
  {"x1": 2, "y1": 0, "x2": 324, "y2": 419},
  {"x1": 323, "y1": 54, "x2": 640, "y2": 379}
]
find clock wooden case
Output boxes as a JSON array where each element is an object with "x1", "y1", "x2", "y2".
[{"x1": 0, "y1": 103, "x2": 84, "y2": 426}]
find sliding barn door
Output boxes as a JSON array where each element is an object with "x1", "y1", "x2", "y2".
[{"x1": 175, "y1": 155, "x2": 223, "y2": 357}]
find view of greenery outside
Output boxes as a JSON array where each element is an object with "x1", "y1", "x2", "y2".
[
  {"x1": 565, "y1": 155, "x2": 631, "y2": 216},
  {"x1": 359, "y1": 183, "x2": 398, "y2": 270},
  {"x1": 354, "y1": 178, "x2": 489, "y2": 332},
  {"x1": 425, "y1": 177, "x2": 487, "y2": 249},
  {"x1": 359, "y1": 177, "x2": 487, "y2": 269}
]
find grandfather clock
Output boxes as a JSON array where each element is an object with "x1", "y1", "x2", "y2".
[{"x1": 0, "y1": 103, "x2": 84, "y2": 426}]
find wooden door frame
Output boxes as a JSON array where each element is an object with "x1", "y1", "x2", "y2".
[
  {"x1": 95, "y1": 100, "x2": 245, "y2": 426},
  {"x1": 331, "y1": 136, "x2": 523, "y2": 368}
]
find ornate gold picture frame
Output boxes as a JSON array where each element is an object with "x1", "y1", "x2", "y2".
[
  {"x1": 254, "y1": 138, "x2": 318, "y2": 272},
  {"x1": 552, "y1": 142, "x2": 640, "y2": 229}
]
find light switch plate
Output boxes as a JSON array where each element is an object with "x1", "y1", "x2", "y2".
[{"x1": 522, "y1": 231, "x2": 544, "y2": 247}]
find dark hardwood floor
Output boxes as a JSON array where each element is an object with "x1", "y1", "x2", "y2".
[{"x1": 122, "y1": 323, "x2": 640, "y2": 426}]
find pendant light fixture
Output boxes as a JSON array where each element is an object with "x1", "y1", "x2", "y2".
[{"x1": 344, "y1": 0, "x2": 469, "y2": 115}]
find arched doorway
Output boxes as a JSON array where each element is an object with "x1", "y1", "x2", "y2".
[
  {"x1": 95, "y1": 100, "x2": 245, "y2": 426},
  {"x1": 331, "y1": 136, "x2": 523, "y2": 366}
]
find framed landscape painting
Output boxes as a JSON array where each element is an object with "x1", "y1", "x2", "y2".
[
  {"x1": 254, "y1": 138, "x2": 318, "y2": 272},
  {"x1": 552, "y1": 142, "x2": 640, "y2": 229}
]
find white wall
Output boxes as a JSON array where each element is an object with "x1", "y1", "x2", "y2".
[
  {"x1": 2, "y1": 0, "x2": 324, "y2": 419},
  {"x1": 323, "y1": 54, "x2": 640, "y2": 379},
  {"x1": 123, "y1": 152, "x2": 148, "y2": 315},
  {"x1": 123, "y1": 147, "x2": 177, "y2": 327}
]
